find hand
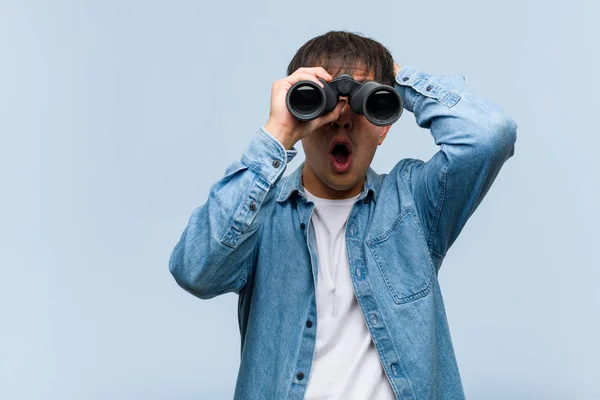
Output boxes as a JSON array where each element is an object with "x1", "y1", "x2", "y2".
[{"x1": 264, "y1": 67, "x2": 346, "y2": 150}]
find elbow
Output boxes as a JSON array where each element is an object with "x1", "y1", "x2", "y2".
[
  {"x1": 169, "y1": 243, "x2": 195, "y2": 293},
  {"x1": 479, "y1": 113, "x2": 518, "y2": 159},
  {"x1": 169, "y1": 242, "x2": 216, "y2": 300},
  {"x1": 499, "y1": 114, "x2": 518, "y2": 149},
  {"x1": 496, "y1": 115, "x2": 517, "y2": 159}
]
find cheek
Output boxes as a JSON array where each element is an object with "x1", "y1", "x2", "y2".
[
  {"x1": 356, "y1": 129, "x2": 382, "y2": 152},
  {"x1": 355, "y1": 146, "x2": 377, "y2": 164},
  {"x1": 302, "y1": 128, "x2": 327, "y2": 150},
  {"x1": 302, "y1": 137, "x2": 327, "y2": 166},
  {"x1": 356, "y1": 120, "x2": 382, "y2": 141}
]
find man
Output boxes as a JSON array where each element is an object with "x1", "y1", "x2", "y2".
[{"x1": 169, "y1": 31, "x2": 517, "y2": 399}]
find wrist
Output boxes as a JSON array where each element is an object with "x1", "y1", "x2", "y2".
[{"x1": 264, "y1": 121, "x2": 296, "y2": 150}]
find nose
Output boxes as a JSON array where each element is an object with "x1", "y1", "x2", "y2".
[{"x1": 329, "y1": 97, "x2": 353, "y2": 131}]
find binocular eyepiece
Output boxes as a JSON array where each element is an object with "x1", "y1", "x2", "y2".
[{"x1": 285, "y1": 74, "x2": 403, "y2": 126}]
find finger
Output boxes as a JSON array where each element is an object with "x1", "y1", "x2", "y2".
[
  {"x1": 284, "y1": 72, "x2": 325, "y2": 88},
  {"x1": 312, "y1": 67, "x2": 333, "y2": 81},
  {"x1": 312, "y1": 100, "x2": 346, "y2": 127},
  {"x1": 294, "y1": 67, "x2": 332, "y2": 81},
  {"x1": 289, "y1": 71, "x2": 326, "y2": 86}
]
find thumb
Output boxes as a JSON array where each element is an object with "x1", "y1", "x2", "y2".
[{"x1": 320, "y1": 100, "x2": 347, "y2": 125}]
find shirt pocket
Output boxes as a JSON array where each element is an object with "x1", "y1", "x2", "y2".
[{"x1": 366, "y1": 206, "x2": 435, "y2": 305}]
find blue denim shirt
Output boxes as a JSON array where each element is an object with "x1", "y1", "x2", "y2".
[{"x1": 169, "y1": 66, "x2": 518, "y2": 400}]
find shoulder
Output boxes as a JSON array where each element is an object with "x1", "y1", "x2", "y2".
[{"x1": 382, "y1": 158, "x2": 426, "y2": 188}]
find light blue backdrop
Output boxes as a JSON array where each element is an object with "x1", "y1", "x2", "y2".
[{"x1": 1, "y1": 0, "x2": 598, "y2": 399}]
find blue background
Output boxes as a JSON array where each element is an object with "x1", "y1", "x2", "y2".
[{"x1": 1, "y1": 0, "x2": 598, "y2": 398}]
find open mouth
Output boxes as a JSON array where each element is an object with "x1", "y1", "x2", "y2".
[
  {"x1": 332, "y1": 143, "x2": 350, "y2": 162},
  {"x1": 329, "y1": 138, "x2": 353, "y2": 173}
]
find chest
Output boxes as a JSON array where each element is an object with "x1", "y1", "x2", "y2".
[{"x1": 253, "y1": 198, "x2": 435, "y2": 307}]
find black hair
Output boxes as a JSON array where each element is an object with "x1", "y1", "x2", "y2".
[{"x1": 287, "y1": 31, "x2": 396, "y2": 86}]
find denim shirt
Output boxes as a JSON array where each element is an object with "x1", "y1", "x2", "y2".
[{"x1": 169, "y1": 66, "x2": 518, "y2": 400}]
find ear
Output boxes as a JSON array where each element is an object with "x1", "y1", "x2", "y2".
[{"x1": 378, "y1": 125, "x2": 392, "y2": 145}]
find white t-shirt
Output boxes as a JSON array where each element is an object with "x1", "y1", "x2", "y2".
[{"x1": 303, "y1": 187, "x2": 396, "y2": 400}]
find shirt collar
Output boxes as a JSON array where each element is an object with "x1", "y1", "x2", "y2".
[{"x1": 276, "y1": 162, "x2": 381, "y2": 204}]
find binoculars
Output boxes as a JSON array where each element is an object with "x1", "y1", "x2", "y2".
[{"x1": 285, "y1": 74, "x2": 403, "y2": 126}]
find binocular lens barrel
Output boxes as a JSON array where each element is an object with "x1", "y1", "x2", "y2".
[
  {"x1": 365, "y1": 90, "x2": 401, "y2": 122},
  {"x1": 288, "y1": 84, "x2": 324, "y2": 117}
]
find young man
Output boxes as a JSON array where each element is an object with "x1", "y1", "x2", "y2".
[{"x1": 169, "y1": 31, "x2": 517, "y2": 399}]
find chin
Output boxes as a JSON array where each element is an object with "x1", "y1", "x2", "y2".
[{"x1": 325, "y1": 171, "x2": 361, "y2": 191}]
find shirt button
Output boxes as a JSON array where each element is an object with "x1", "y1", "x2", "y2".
[
  {"x1": 426, "y1": 85, "x2": 432, "y2": 91},
  {"x1": 249, "y1": 202, "x2": 257, "y2": 211},
  {"x1": 272, "y1": 159, "x2": 281, "y2": 168},
  {"x1": 306, "y1": 320, "x2": 313, "y2": 328},
  {"x1": 363, "y1": 198, "x2": 370, "y2": 204},
  {"x1": 297, "y1": 372, "x2": 304, "y2": 380},
  {"x1": 300, "y1": 223, "x2": 306, "y2": 230},
  {"x1": 402, "y1": 77, "x2": 409, "y2": 82}
]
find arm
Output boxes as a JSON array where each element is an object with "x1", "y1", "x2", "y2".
[
  {"x1": 168, "y1": 128, "x2": 296, "y2": 299},
  {"x1": 169, "y1": 66, "x2": 343, "y2": 299},
  {"x1": 393, "y1": 64, "x2": 518, "y2": 267}
]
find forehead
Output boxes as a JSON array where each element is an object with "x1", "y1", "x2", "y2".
[{"x1": 328, "y1": 66, "x2": 376, "y2": 83}]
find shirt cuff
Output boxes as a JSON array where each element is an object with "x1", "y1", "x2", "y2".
[
  {"x1": 260, "y1": 126, "x2": 298, "y2": 164},
  {"x1": 240, "y1": 127, "x2": 298, "y2": 185},
  {"x1": 394, "y1": 65, "x2": 464, "y2": 112}
]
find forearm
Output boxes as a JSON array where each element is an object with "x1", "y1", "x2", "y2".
[
  {"x1": 394, "y1": 65, "x2": 517, "y2": 157},
  {"x1": 394, "y1": 66, "x2": 518, "y2": 259},
  {"x1": 169, "y1": 128, "x2": 297, "y2": 298}
]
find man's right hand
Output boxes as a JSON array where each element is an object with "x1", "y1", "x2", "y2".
[{"x1": 264, "y1": 67, "x2": 346, "y2": 150}]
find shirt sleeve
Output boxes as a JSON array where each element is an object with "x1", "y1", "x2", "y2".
[
  {"x1": 394, "y1": 66, "x2": 518, "y2": 265},
  {"x1": 169, "y1": 128, "x2": 297, "y2": 299}
]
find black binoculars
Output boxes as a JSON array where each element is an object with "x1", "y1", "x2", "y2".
[{"x1": 285, "y1": 74, "x2": 403, "y2": 126}]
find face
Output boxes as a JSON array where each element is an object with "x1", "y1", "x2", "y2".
[{"x1": 301, "y1": 68, "x2": 392, "y2": 199}]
